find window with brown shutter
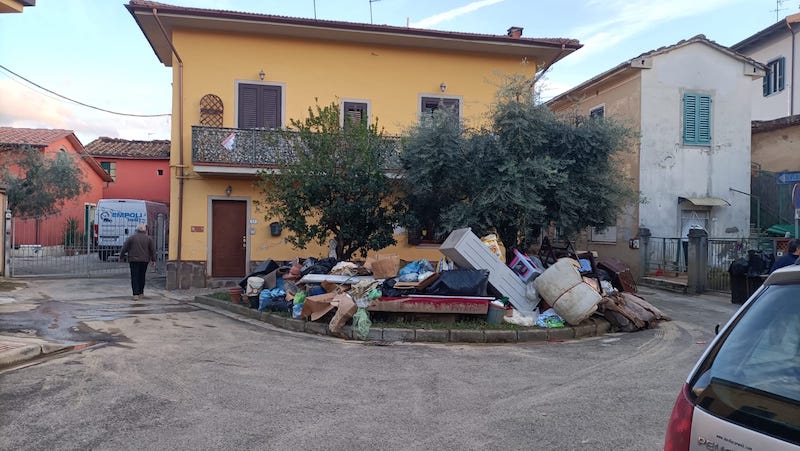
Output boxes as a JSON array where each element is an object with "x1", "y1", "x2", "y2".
[
  {"x1": 342, "y1": 101, "x2": 368, "y2": 127},
  {"x1": 420, "y1": 96, "x2": 460, "y2": 121},
  {"x1": 238, "y1": 83, "x2": 282, "y2": 129}
]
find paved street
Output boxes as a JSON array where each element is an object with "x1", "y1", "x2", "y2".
[{"x1": 0, "y1": 277, "x2": 740, "y2": 450}]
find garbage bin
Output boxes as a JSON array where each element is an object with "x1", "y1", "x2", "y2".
[{"x1": 728, "y1": 258, "x2": 749, "y2": 305}]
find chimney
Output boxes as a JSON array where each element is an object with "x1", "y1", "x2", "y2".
[{"x1": 507, "y1": 26, "x2": 523, "y2": 38}]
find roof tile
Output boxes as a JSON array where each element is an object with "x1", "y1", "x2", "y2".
[
  {"x1": 84, "y1": 137, "x2": 170, "y2": 159},
  {"x1": 0, "y1": 127, "x2": 73, "y2": 147}
]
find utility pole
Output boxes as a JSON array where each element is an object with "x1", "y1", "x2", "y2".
[
  {"x1": 313, "y1": 0, "x2": 317, "y2": 19},
  {"x1": 369, "y1": 0, "x2": 381, "y2": 24}
]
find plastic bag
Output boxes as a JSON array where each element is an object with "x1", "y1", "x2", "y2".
[
  {"x1": 352, "y1": 308, "x2": 372, "y2": 340},
  {"x1": 536, "y1": 308, "x2": 565, "y2": 328},
  {"x1": 481, "y1": 234, "x2": 505, "y2": 261},
  {"x1": 503, "y1": 308, "x2": 538, "y2": 326},
  {"x1": 426, "y1": 269, "x2": 489, "y2": 296},
  {"x1": 398, "y1": 260, "x2": 434, "y2": 277},
  {"x1": 292, "y1": 303, "x2": 304, "y2": 318}
]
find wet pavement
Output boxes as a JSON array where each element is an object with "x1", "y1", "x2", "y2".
[{"x1": 0, "y1": 274, "x2": 218, "y2": 370}]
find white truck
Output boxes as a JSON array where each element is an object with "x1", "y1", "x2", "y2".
[{"x1": 94, "y1": 199, "x2": 169, "y2": 261}]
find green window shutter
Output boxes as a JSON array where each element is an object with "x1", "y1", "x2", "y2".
[
  {"x1": 697, "y1": 95, "x2": 711, "y2": 144},
  {"x1": 763, "y1": 71, "x2": 770, "y2": 96},
  {"x1": 778, "y1": 57, "x2": 786, "y2": 91},
  {"x1": 683, "y1": 94, "x2": 698, "y2": 144},
  {"x1": 683, "y1": 93, "x2": 711, "y2": 145}
]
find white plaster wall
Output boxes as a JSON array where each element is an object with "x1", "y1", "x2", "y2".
[
  {"x1": 638, "y1": 43, "x2": 753, "y2": 238},
  {"x1": 740, "y1": 32, "x2": 794, "y2": 120}
]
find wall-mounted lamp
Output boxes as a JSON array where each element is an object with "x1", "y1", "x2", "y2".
[
  {"x1": 225, "y1": 185, "x2": 232, "y2": 196},
  {"x1": 440, "y1": 82, "x2": 447, "y2": 93},
  {"x1": 258, "y1": 69, "x2": 265, "y2": 81}
]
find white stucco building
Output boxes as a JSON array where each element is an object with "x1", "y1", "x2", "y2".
[
  {"x1": 732, "y1": 13, "x2": 800, "y2": 121},
  {"x1": 548, "y1": 35, "x2": 765, "y2": 276}
]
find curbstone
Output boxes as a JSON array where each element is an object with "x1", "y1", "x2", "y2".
[
  {"x1": 382, "y1": 328, "x2": 415, "y2": 342},
  {"x1": 547, "y1": 327, "x2": 575, "y2": 340},
  {"x1": 366, "y1": 327, "x2": 383, "y2": 341},
  {"x1": 262, "y1": 312, "x2": 286, "y2": 328},
  {"x1": 284, "y1": 318, "x2": 305, "y2": 332},
  {"x1": 304, "y1": 321, "x2": 329, "y2": 336},
  {"x1": 484, "y1": 329, "x2": 518, "y2": 343},
  {"x1": 450, "y1": 329, "x2": 485, "y2": 343},
  {"x1": 414, "y1": 329, "x2": 449, "y2": 343},
  {"x1": 192, "y1": 295, "x2": 610, "y2": 344},
  {"x1": 573, "y1": 321, "x2": 596, "y2": 338},
  {"x1": 518, "y1": 328, "x2": 549, "y2": 342}
]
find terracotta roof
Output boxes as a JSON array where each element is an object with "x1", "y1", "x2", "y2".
[
  {"x1": 0, "y1": 127, "x2": 72, "y2": 147},
  {"x1": 752, "y1": 115, "x2": 800, "y2": 134},
  {"x1": 547, "y1": 35, "x2": 766, "y2": 107},
  {"x1": 85, "y1": 137, "x2": 170, "y2": 159},
  {"x1": 126, "y1": 0, "x2": 581, "y2": 67}
]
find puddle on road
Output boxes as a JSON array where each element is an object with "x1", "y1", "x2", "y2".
[{"x1": 0, "y1": 299, "x2": 199, "y2": 344}]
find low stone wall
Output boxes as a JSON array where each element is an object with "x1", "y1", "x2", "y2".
[{"x1": 193, "y1": 295, "x2": 611, "y2": 343}]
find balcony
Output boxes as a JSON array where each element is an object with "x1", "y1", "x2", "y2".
[{"x1": 192, "y1": 126, "x2": 402, "y2": 176}]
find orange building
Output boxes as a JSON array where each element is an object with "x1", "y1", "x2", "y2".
[
  {"x1": 85, "y1": 137, "x2": 170, "y2": 206},
  {"x1": 0, "y1": 127, "x2": 112, "y2": 247}
]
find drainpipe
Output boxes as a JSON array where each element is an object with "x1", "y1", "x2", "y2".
[
  {"x1": 153, "y1": 8, "x2": 185, "y2": 265},
  {"x1": 787, "y1": 20, "x2": 797, "y2": 115}
]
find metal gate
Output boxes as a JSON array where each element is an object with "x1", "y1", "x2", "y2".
[{"x1": 7, "y1": 205, "x2": 167, "y2": 278}]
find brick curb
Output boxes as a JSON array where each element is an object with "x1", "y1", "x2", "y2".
[{"x1": 193, "y1": 295, "x2": 610, "y2": 344}]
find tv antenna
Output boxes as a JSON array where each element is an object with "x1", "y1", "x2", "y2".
[
  {"x1": 773, "y1": 0, "x2": 787, "y2": 21},
  {"x1": 369, "y1": 0, "x2": 381, "y2": 24}
]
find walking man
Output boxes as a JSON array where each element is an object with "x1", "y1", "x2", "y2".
[
  {"x1": 120, "y1": 223, "x2": 156, "y2": 300},
  {"x1": 770, "y1": 239, "x2": 800, "y2": 273}
]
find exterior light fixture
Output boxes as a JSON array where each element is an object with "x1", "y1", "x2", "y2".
[
  {"x1": 225, "y1": 185, "x2": 232, "y2": 196},
  {"x1": 440, "y1": 82, "x2": 447, "y2": 92},
  {"x1": 259, "y1": 70, "x2": 265, "y2": 81}
]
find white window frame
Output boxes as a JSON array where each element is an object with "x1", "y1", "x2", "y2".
[
  {"x1": 340, "y1": 99, "x2": 371, "y2": 127},
  {"x1": 590, "y1": 226, "x2": 617, "y2": 243},
  {"x1": 418, "y1": 94, "x2": 463, "y2": 123}
]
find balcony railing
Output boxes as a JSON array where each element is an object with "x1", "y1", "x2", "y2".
[{"x1": 192, "y1": 126, "x2": 402, "y2": 171}]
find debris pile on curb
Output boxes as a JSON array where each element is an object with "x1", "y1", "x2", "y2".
[{"x1": 232, "y1": 228, "x2": 669, "y2": 340}]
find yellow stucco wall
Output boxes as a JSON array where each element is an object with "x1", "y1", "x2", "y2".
[
  {"x1": 548, "y1": 72, "x2": 644, "y2": 276},
  {"x1": 752, "y1": 125, "x2": 800, "y2": 173},
  {"x1": 169, "y1": 29, "x2": 538, "y2": 264}
]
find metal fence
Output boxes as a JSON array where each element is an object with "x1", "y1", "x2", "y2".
[
  {"x1": 8, "y1": 213, "x2": 167, "y2": 278},
  {"x1": 645, "y1": 236, "x2": 787, "y2": 293}
]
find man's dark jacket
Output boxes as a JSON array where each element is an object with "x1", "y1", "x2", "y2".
[{"x1": 121, "y1": 231, "x2": 156, "y2": 263}]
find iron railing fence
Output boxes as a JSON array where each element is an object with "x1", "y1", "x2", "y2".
[
  {"x1": 8, "y1": 214, "x2": 167, "y2": 278},
  {"x1": 645, "y1": 236, "x2": 785, "y2": 293},
  {"x1": 191, "y1": 126, "x2": 402, "y2": 171}
]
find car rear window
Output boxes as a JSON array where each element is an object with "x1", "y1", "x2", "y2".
[{"x1": 689, "y1": 284, "x2": 800, "y2": 445}]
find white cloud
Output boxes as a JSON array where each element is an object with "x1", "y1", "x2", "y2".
[
  {"x1": 0, "y1": 79, "x2": 171, "y2": 145},
  {"x1": 564, "y1": 0, "x2": 740, "y2": 64},
  {"x1": 410, "y1": 0, "x2": 505, "y2": 28}
]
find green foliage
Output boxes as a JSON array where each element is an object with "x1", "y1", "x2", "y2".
[
  {"x1": 63, "y1": 216, "x2": 84, "y2": 247},
  {"x1": 255, "y1": 102, "x2": 405, "y2": 260},
  {"x1": 400, "y1": 78, "x2": 635, "y2": 258},
  {"x1": 0, "y1": 145, "x2": 90, "y2": 220}
]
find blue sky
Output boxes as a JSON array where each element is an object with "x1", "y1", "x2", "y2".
[{"x1": 0, "y1": 0, "x2": 789, "y2": 144}]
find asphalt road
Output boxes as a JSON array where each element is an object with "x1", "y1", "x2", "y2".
[{"x1": 0, "y1": 279, "x2": 740, "y2": 450}]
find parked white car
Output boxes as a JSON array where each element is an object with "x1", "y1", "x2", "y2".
[{"x1": 664, "y1": 265, "x2": 800, "y2": 450}]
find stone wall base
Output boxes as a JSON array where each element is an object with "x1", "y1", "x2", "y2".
[{"x1": 166, "y1": 261, "x2": 208, "y2": 289}]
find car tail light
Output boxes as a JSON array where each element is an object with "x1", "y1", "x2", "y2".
[{"x1": 664, "y1": 383, "x2": 694, "y2": 451}]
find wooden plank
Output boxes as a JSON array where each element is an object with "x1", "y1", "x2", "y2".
[
  {"x1": 297, "y1": 274, "x2": 375, "y2": 284},
  {"x1": 367, "y1": 295, "x2": 490, "y2": 314}
]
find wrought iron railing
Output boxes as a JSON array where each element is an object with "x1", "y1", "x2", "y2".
[{"x1": 191, "y1": 126, "x2": 402, "y2": 170}]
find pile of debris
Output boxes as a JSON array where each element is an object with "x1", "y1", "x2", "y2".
[{"x1": 236, "y1": 228, "x2": 669, "y2": 339}]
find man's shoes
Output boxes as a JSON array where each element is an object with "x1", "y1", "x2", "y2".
[{"x1": 132, "y1": 295, "x2": 140, "y2": 301}]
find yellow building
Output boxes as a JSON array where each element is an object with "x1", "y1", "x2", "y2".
[{"x1": 126, "y1": 0, "x2": 581, "y2": 288}]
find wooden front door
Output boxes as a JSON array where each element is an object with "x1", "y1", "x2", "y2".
[{"x1": 211, "y1": 200, "x2": 247, "y2": 277}]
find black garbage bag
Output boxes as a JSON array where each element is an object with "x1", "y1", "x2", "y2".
[
  {"x1": 728, "y1": 258, "x2": 749, "y2": 277},
  {"x1": 424, "y1": 269, "x2": 489, "y2": 296},
  {"x1": 380, "y1": 278, "x2": 413, "y2": 297},
  {"x1": 238, "y1": 259, "x2": 280, "y2": 291},
  {"x1": 301, "y1": 257, "x2": 338, "y2": 276}
]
